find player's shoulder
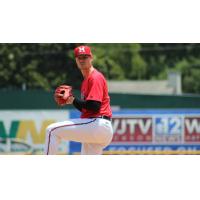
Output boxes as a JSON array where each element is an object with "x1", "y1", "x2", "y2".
[{"x1": 90, "y1": 68, "x2": 105, "y2": 80}]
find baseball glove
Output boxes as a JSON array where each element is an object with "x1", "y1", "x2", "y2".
[{"x1": 54, "y1": 85, "x2": 73, "y2": 106}]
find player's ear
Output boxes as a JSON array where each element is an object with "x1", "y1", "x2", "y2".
[
  {"x1": 90, "y1": 55, "x2": 93, "y2": 61},
  {"x1": 75, "y1": 57, "x2": 79, "y2": 66}
]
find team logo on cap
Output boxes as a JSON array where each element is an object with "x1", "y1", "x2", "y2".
[{"x1": 79, "y1": 47, "x2": 85, "y2": 53}]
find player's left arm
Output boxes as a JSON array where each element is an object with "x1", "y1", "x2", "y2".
[
  {"x1": 73, "y1": 98, "x2": 101, "y2": 112},
  {"x1": 63, "y1": 93, "x2": 101, "y2": 112}
]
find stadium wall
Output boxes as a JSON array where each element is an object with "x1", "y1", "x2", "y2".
[
  {"x1": 1, "y1": 90, "x2": 200, "y2": 154},
  {"x1": 0, "y1": 90, "x2": 200, "y2": 109}
]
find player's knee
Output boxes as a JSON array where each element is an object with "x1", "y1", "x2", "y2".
[
  {"x1": 46, "y1": 123, "x2": 56, "y2": 136},
  {"x1": 46, "y1": 123, "x2": 61, "y2": 140}
]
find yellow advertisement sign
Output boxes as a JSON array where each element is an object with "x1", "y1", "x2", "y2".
[{"x1": 0, "y1": 110, "x2": 69, "y2": 154}]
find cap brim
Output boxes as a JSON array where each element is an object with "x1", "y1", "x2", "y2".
[{"x1": 76, "y1": 53, "x2": 92, "y2": 57}]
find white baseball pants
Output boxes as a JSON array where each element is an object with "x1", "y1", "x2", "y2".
[{"x1": 44, "y1": 118, "x2": 113, "y2": 155}]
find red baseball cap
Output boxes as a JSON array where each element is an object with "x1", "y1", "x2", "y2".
[{"x1": 74, "y1": 45, "x2": 92, "y2": 57}]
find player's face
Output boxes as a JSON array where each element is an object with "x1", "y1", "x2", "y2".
[{"x1": 76, "y1": 55, "x2": 92, "y2": 70}]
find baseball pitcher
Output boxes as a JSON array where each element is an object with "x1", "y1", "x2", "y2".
[{"x1": 44, "y1": 45, "x2": 113, "y2": 155}]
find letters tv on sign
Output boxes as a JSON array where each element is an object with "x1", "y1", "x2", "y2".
[{"x1": 112, "y1": 117, "x2": 152, "y2": 143}]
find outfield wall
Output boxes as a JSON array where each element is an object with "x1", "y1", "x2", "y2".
[
  {"x1": 0, "y1": 90, "x2": 200, "y2": 154},
  {"x1": 1, "y1": 108, "x2": 200, "y2": 155},
  {"x1": 0, "y1": 90, "x2": 200, "y2": 109}
]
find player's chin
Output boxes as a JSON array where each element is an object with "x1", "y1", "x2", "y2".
[
  {"x1": 80, "y1": 65, "x2": 88, "y2": 70},
  {"x1": 80, "y1": 63, "x2": 86, "y2": 66}
]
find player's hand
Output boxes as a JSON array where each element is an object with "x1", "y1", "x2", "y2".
[
  {"x1": 65, "y1": 96, "x2": 75, "y2": 104},
  {"x1": 54, "y1": 85, "x2": 73, "y2": 106}
]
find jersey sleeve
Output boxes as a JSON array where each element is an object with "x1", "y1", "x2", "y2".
[{"x1": 86, "y1": 77, "x2": 104, "y2": 102}]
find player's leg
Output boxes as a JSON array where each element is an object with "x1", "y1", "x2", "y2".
[
  {"x1": 44, "y1": 129, "x2": 62, "y2": 154},
  {"x1": 45, "y1": 118, "x2": 113, "y2": 155},
  {"x1": 81, "y1": 143, "x2": 104, "y2": 155},
  {"x1": 80, "y1": 119, "x2": 113, "y2": 155},
  {"x1": 45, "y1": 118, "x2": 98, "y2": 155}
]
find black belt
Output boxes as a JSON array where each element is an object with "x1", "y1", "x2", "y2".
[{"x1": 89, "y1": 116, "x2": 111, "y2": 121}]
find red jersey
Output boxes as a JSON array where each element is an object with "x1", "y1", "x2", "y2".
[{"x1": 80, "y1": 69, "x2": 112, "y2": 118}]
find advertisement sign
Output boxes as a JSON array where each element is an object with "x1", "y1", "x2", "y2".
[
  {"x1": 0, "y1": 110, "x2": 69, "y2": 154},
  {"x1": 112, "y1": 117, "x2": 152, "y2": 142},
  {"x1": 185, "y1": 117, "x2": 200, "y2": 142},
  {"x1": 154, "y1": 116, "x2": 183, "y2": 143},
  {"x1": 69, "y1": 109, "x2": 200, "y2": 154}
]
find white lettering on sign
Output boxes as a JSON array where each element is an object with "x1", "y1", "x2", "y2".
[
  {"x1": 155, "y1": 117, "x2": 182, "y2": 135},
  {"x1": 112, "y1": 118, "x2": 152, "y2": 135},
  {"x1": 138, "y1": 119, "x2": 152, "y2": 134},
  {"x1": 126, "y1": 119, "x2": 138, "y2": 134},
  {"x1": 112, "y1": 119, "x2": 126, "y2": 135},
  {"x1": 185, "y1": 119, "x2": 200, "y2": 134}
]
